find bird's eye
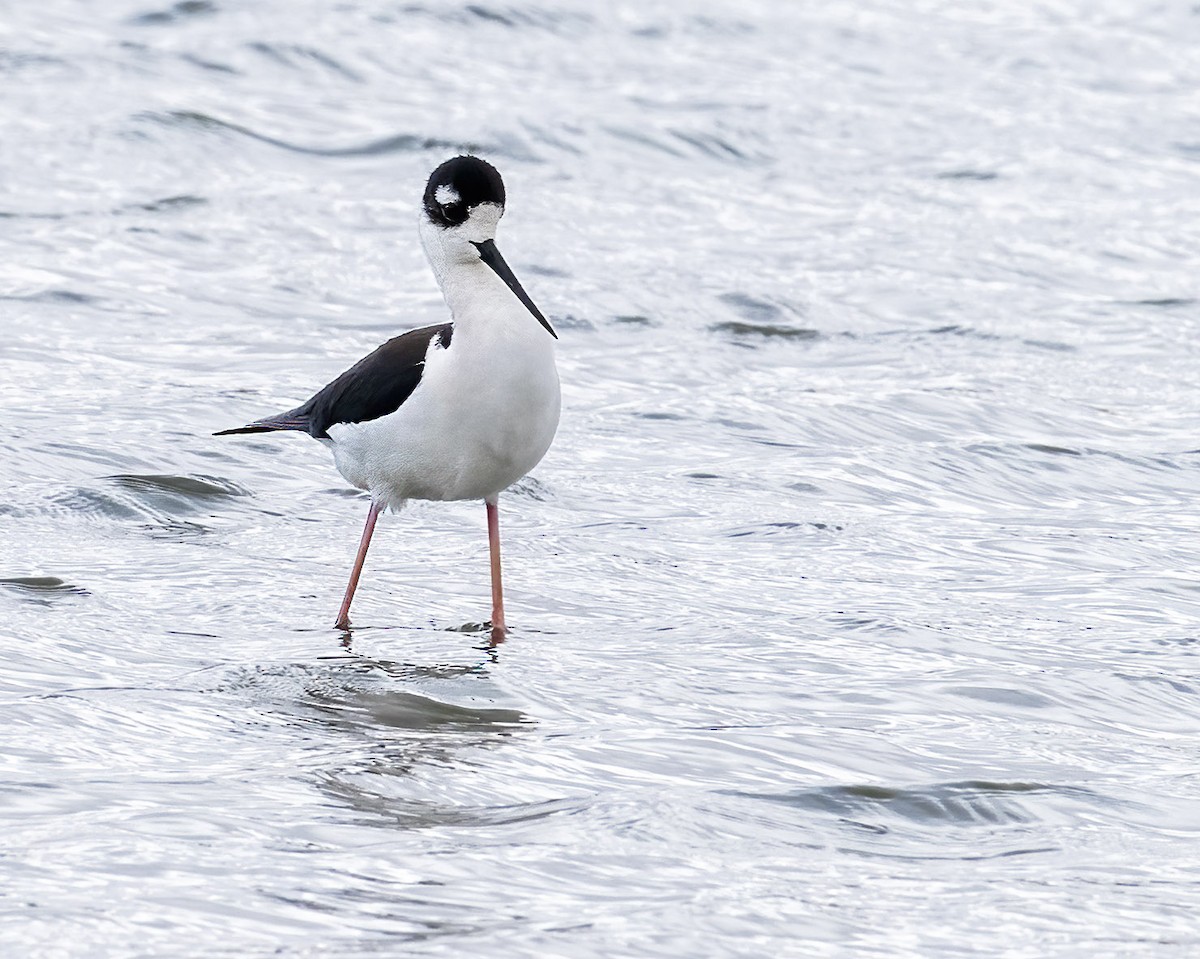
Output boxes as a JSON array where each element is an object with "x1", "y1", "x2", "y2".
[{"x1": 430, "y1": 183, "x2": 467, "y2": 225}]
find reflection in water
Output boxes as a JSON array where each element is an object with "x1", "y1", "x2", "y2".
[
  {"x1": 338, "y1": 622, "x2": 505, "y2": 653},
  {"x1": 243, "y1": 648, "x2": 539, "y2": 829}
]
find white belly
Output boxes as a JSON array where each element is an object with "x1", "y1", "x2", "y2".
[{"x1": 325, "y1": 327, "x2": 560, "y2": 508}]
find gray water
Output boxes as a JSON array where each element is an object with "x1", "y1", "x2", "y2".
[{"x1": 3, "y1": 1, "x2": 1200, "y2": 955}]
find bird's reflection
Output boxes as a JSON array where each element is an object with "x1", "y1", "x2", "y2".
[
  {"x1": 335, "y1": 620, "x2": 505, "y2": 655},
  {"x1": 272, "y1": 629, "x2": 531, "y2": 828}
]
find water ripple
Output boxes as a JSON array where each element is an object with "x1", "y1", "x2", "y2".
[{"x1": 138, "y1": 110, "x2": 488, "y2": 159}]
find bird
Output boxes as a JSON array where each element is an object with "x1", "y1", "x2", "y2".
[{"x1": 215, "y1": 155, "x2": 561, "y2": 636}]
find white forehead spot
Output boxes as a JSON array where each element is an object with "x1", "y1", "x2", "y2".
[{"x1": 435, "y1": 184, "x2": 460, "y2": 206}]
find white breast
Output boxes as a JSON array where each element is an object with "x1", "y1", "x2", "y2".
[{"x1": 326, "y1": 284, "x2": 560, "y2": 509}]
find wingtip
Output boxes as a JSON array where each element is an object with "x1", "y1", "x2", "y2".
[
  {"x1": 213, "y1": 425, "x2": 271, "y2": 436},
  {"x1": 213, "y1": 412, "x2": 311, "y2": 436}
]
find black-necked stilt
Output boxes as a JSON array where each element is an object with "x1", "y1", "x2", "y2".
[{"x1": 216, "y1": 156, "x2": 560, "y2": 635}]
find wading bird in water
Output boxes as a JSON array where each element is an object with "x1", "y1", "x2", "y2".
[{"x1": 216, "y1": 156, "x2": 560, "y2": 636}]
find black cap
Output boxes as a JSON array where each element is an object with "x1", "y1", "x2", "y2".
[{"x1": 423, "y1": 155, "x2": 505, "y2": 228}]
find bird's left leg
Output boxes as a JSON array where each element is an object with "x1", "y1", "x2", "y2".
[{"x1": 486, "y1": 496, "x2": 506, "y2": 639}]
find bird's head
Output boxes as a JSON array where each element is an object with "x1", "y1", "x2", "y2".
[
  {"x1": 418, "y1": 155, "x2": 556, "y2": 338},
  {"x1": 421, "y1": 154, "x2": 506, "y2": 251}
]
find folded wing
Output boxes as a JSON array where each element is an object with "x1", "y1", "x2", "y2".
[{"x1": 214, "y1": 323, "x2": 453, "y2": 439}]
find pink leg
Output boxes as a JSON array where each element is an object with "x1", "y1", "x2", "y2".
[
  {"x1": 486, "y1": 498, "x2": 506, "y2": 638},
  {"x1": 335, "y1": 499, "x2": 383, "y2": 630}
]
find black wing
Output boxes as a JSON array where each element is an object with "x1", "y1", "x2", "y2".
[{"x1": 215, "y1": 323, "x2": 452, "y2": 439}]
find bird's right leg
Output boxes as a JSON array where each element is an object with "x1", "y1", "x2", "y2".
[{"x1": 335, "y1": 498, "x2": 383, "y2": 630}]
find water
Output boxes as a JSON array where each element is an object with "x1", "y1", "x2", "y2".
[{"x1": 3, "y1": 0, "x2": 1200, "y2": 954}]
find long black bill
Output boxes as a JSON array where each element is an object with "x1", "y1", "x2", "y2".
[{"x1": 471, "y1": 239, "x2": 558, "y2": 339}]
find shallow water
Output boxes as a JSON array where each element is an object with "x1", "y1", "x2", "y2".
[{"x1": 3, "y1": 1, "x2": 1200, "y2": 955}]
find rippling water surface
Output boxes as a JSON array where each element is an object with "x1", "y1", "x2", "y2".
[{"x1": 3, "y1": 1, "x2": 1200, "y2": 955}]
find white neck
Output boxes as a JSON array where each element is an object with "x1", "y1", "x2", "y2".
[
  {"x1": 418, "y1": 209, "x2": 543, "y2": 337},
  {"x1": 442, "y1": 259, "x2": 533, "y2": 332}
]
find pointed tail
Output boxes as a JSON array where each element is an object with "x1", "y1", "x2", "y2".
[{"x1": 213, "y1": 409, "x2": 311, "y2": 436}]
